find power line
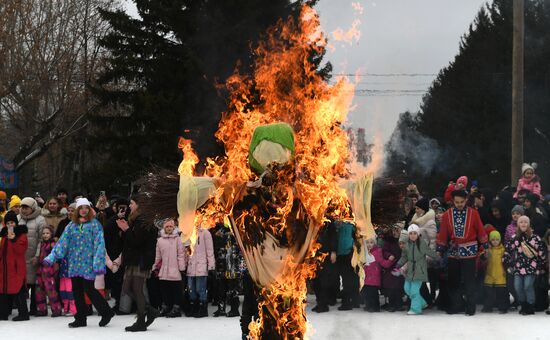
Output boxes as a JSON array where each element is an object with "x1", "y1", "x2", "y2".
[{"x1": 333, "y1": 73, "x2": 437, "y2": 77}]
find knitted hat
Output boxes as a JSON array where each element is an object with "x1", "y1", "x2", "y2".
[
  {"x1": 429, "y1": 198, "x2": 441, "y2": 207},
  {"x1": 0, "y1": 191, "x2": 6, "y2": 200},
  {"x1": 511, "y1": 205, "x2": 525, "y2": 215},
  {"x1": 415, "y1": 198, "x2": 430, "y2": 213},
  {"x1": 75, "y1": 198, "x2": 92, "y2": 209},
  {"x1": 521, "y1": 163, "x2": 536, "y2": 175},
  {"x1": 399, "y1": 230, "x2": 409, "y2": 243},
  {"x1": 3, "y1": 210, "x2": 18, "y2": 225},
  {"x1": 457, "y1": 176, "x2": 468, "y2": 187},
  {"x1": 489, "y1": 230, "x2": 501, "y2": 241},
  {"x1": 518, "y1": 215, "x2": 530, "y2": 225},
  {"x1": 9, "y1": 195, "x2": 21, "y2": 209},
  {"x1": 408, "y1": 224, "x2": 420, "y2": 234},
  {"x1": 20, "y1": 197, "x2": 38, "y2": 210}
]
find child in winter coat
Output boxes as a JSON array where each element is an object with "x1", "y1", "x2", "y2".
[
  {"x1": 154, "y1": 219, "x2": 187, "y2": 318},
  {"x1": 481, "y1": 231, "x2": 508, "y2": 313},
  {"x1": 362, "y1": 237, "x2": 396, "y2": 312},
  {"x1": 514, "y1": 163, "x2": 542, "y2": 200},
  {"x1": 186, "y1": 224, "x2": 215, "y2": 318},
  {"x1": 381, "y1": 226, "x2": 404, "y2": 312},
  {"x1": 505, "y1": 205, "x2": 524, "y2": 242},
  {"x1": 397, "y1": 224, "x2": 438, "y2": 315},
  {"x1": 0, "y1": 211, "x2": 29, "y2": 321},
  {"x1": 35, "y1": 225, "x2": 62, "y2": 317},
  {"x1": 503, "y1": 215, "x2": 547, "y2": 315},
  {"x1": 44, "y1": 198, "x2": 114, "y2": 328}
]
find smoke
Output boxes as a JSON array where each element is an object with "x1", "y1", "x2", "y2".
[{"x1": 385, "y1": 120, "x2": 454, "y2": 177}]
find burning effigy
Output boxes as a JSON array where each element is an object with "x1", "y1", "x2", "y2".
[{"x1": 139, "y1": 5, "x2": 394, "y2": 339}]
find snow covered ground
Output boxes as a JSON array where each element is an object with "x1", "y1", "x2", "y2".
[{"x1": 2, "y1": 301, "x2": 550, "y2": 340}]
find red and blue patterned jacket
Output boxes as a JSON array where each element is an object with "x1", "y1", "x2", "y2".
[{"x1": 436, "y1": 207, "x2": 488, "y2": 259}]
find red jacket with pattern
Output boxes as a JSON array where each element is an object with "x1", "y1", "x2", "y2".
[{"x1": 436, "y1": 207, "x2": 488, "y2": 259}]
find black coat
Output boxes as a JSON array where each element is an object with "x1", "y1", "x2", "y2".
[
  {"x1": 104, "y1": 215, "x2": 125, "y2": 260},
  {"x1": 317, "y1": 220, "x2": 338, "y2": 254},
  {"x1": 121, "y1": 215, "x2": 157, "y2": 270}
]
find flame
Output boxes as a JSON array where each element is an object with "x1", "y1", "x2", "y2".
[
  {"x1": 351, "y1": 2, "x2": 364, "y2": 15},
  {"x1": 331, "y1": 19, "x2": 361, "y2": 45},
  {"x1": 177, "y1": 137, "x2": 199, "y2": 176},
  {"x1": 178, "y1": 5, "x2": 372, "y2": 339}
]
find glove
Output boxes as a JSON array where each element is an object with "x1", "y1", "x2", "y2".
[{"x1": 391, "y1": 268, "x2": 402, "y2": 277}]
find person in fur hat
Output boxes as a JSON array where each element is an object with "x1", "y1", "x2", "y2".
[
  {"x1": 0, "y1": 211, "x2": 29, "y2": 321},
  {"x1": 514, "y1": 163, "x2": 543, "y2": 200}
]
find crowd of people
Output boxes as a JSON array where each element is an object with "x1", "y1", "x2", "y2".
[{"x1": 0, "y1": 161, "x2": 549, "y2": 337}]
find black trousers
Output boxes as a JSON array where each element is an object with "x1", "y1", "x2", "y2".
[
  {"x1": 385, "y1": 287, "x2": 403, "y2": 309},
  {"x1": 313, "y1": 256, "x2": 337, "y2": 308},
  {"x1": 72, "y1": 277, "x2": 111, "y2": 321},
  {"x1": 337, "y1": 253, "x2": 359, "y2": 306},
  {"x1": 215, "y1": 277, "x2": 240, "y2": 308},
  {"x1": 0, "y1": 286, "x2": 28, "y2": 319},
  {"x1": 240, "y1": 273, "x2": 259, "y2": 337},
  {"x1": 160, "y1": 280, "x2": 183, "y2": 309},
  {"x1": 105, "y1": 267, "x2": 124, "y2": 308},
  {"x1": 483, "y1": 285, "x2": 508, "y2": 311},
  {"x1": 28, "y1": 283, "x2": 36, "y2": 313},
  {"x1": 448, "y1": 258, "x2": 476, "y2": 314},
  {"x1": 362, "y1": 285, "x2": 380, "y2": 311}
]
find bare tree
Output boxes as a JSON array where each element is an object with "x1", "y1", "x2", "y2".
[{"x1": 0, "y1": 0, "x2": 120, "y2": 191}]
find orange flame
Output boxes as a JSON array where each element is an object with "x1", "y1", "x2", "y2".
[
  {"x1": 331, "y1": 19, "x2": 361, "y2": 45},
  {"x1": 180, "y1": 5, "x2": 371, "y2": 339},
  {"x1": 177, "y1": 137, "x2": 199, "y2": 176}
]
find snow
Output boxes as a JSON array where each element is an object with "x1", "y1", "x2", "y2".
[{"x1": 2, "y1": 300, "x2": 549, "y2": 340}]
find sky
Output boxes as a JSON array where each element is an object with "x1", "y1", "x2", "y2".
[{"x1": 123, "y1": 0, "x2": 489, "y2": 143}]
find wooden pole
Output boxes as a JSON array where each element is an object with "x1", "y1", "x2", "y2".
[{"x1": 511, "y1": 0, "x2": 524, "y2": 184}]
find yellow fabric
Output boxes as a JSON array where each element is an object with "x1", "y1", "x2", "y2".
[
  {"x1": 484, "y1": 244, "x2": 506, "y2": 286},
  {"x1": 340, "y1": 174, "x2": 375, "y2": 240},
  {"x1": 177, "y1": 176, "x2": 216, "y2": 246}
]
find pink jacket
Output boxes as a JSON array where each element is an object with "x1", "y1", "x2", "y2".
[
  {"x1": 505, "y1": 222, "x2": 517, "y2": 243},
  {"x1": 514, "y1": 177, "x2": 542, "y2": 199},
  {"x1": 363, "y1": 246, "x2": 395, "y2": 287},
  {"x1": 154, "y1": 229, "x2": 187, "y2": 281},
  {"x1": 186, "y1": 228, "x2": 215, "y2": 277}
]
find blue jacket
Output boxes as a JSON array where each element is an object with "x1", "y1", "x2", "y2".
[{"x1": 45, "y1": 218, "x2": 106, "y2": 280}]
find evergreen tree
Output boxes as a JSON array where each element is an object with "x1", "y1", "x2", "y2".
[
  {"x1": 386, "y1": 0, "x2": 550, "y2": 193},
  {"x1": 91, "y1": 0, "x2": 319, "y2": 190}
]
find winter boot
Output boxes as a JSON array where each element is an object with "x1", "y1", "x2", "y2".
[
  {"x1": 145, "y1": 305, "x2": 160, "y2": 326},
  {"x1": 524, "y1": 303, "x2": 535, "y2": 315},
  {"x1": 166, "y1": 305, "x2": 182, "y2": 318},
  {"x1": 194, "y1": 301, "x2": 208, "y2": 318},
  {"x1": 12, "y1": 314, "x2": 30, "y2": 321},
  {"x1": 98, "y1": 309, "x2": 115, "y2": 327},
  {"x1": 213, "y1": 301, "x2": 226, "y2": 317},
  {"x1": 186, "y1": 301, "x2": 197, "y2": 317},
  {"x1": 68, "y1": 318, "x2": 87, "y2": 328},
  {"x1": 159, "y1": 304, "x2": 171, "y2": 317},
  {"x1": 519, "y1": 302, "x2": 526, "y2": 315},
  {"x1": 125, "y1": 314, "x2": 147, "y2": 332},
  {"x1": 227, "y1": 298, "x2": 240, "y2": 318}
]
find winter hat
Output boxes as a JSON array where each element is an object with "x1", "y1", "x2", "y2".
[
  {"x1": 408, "y1": 224, "x2": 420, "y2": 234},
  {"x1": 511, "y1": 205, "x2": 525, "y2": 215},
  {"x1": 3, "y1": 210, "x2": 18, "y2": 225},
  {"x1": 9, "y1": 195, "x2": 21, "y2": 209},
  {"x1": 429, "y1": 198, "x2": 441, "y2": 207},
  {"x1": 415, "y1": 198, "x2": 430, "y2": 213},
  {"x1": 20, "y1": 197, "x2": 38, "y2": 210},
  {"x1": 489, "y1": 230, "x2": 501, "y2": 241},
  {"x1": 0, "y1": 191, "x2": 6, "y2": 200},
  {"x1": 399, "y1": 230, "x2": 409, "y2": 243},
  {"x1": 521, "y1": 163, "x2": 536, "y2": 175},
  {"x1": 456, "y1": 176, "x2": 468, "y2": 187},
  {"x1": 518, "y1": 215, "x2": 530, "y2": 227},
  {"x1": 75, "y1": 198, "x2": 92, "y2": 209},
  {"x1": 42, "y1": 225, "x2": 55, "y2": 235}
]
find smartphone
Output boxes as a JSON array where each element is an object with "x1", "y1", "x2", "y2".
[
  {"x1": 8, "y1": 225, "x2": 14, "y2": 235},
  {"x1": 118, "y1": 206, "x2": 127, "y2": 218},
  {"x1": 99, "y1": 191, "x2": 106, "y2": 197},
  {"x1": 35, "y1": 192, "x2": 41, "y2": 197}
]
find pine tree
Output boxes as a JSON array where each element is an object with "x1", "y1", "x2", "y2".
[
  {"x1": 386, "y1": 0, "x2": 550, "y2": 193},
  {"x1": 90, "y1": 0, "x2": 318, "y2": 190}
]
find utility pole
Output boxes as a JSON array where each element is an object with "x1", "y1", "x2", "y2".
[{"x1": 511, "y1": 0, "x2": 524, "y2": 184}]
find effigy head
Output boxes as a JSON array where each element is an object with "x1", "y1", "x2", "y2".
[{"x1": 248, "y1": 122, "x2": 295, "y2": 174}]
